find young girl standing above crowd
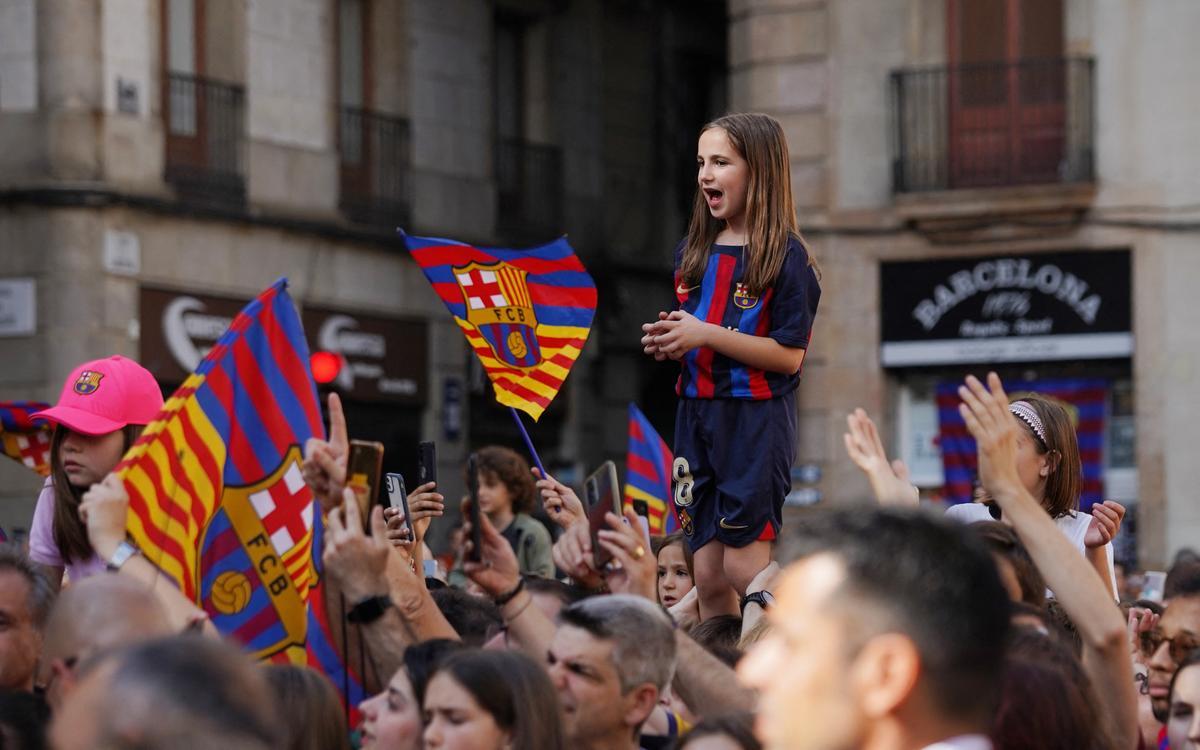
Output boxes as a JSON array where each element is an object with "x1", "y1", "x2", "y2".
[{"x1": 642, "y1": 112, "x2": 821, "y2": 619}]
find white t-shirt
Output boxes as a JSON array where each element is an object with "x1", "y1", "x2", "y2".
[{"x1": 944, "y1": 502, "x2": 1117, "y2": 598}]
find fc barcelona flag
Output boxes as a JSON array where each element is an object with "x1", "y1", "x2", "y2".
[
  {"x1": 114, "y1": 279, "x2": 364, "y2": 710},
  {"x1": 405, "y1": 234, "x2": 597, "y2": 420},
  {"x1": 624, "y1": 403, "x2": 679, "y2": 535},
  {"x1": 935, "y1": 378, "x2": 1108, "y2": 511},
  {"x1": 0, "y1": 402, "x2": 52, "y2": 477}
]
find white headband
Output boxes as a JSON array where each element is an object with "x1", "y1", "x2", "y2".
[{"x1": 1009, "y1": 401, "x2": 1047, "y2": 446}]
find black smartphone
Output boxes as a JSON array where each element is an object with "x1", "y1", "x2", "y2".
[
  {"x1": 385, "y1": 472, "x2": 412, "y2": 539},
  {"x1": 418, "y1": 441, "x2": 437, "y2": 487},
  {"x1": 346, "y1": 439, "x2": 384, "y2": 533},
  {"x1": 585, "y1": 461, "x2": 622, "y2": 570},
  {"x1": 466, "y1": 453, "x2": 482, "y2": 562}
]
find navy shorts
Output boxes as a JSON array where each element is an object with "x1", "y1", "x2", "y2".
[{"x1": 672, "y1": 393, "x2": 797, "y2": 551}]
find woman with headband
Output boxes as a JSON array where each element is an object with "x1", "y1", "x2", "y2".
[{"x1": 843, "y1": 393, "x2": 1124, "y2": 598}]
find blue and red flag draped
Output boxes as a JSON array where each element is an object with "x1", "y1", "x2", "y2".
[
  {"x1": 935, "y1": 378, "x2": 1108, "y2": 510},
  {"x1": 404, "y1": 233, "x2": 596, "y2": 421},
  {"x1": 624, "y1": 403, "x2": 679, "y2": 535},
  {"x1": 114, "y1": 279, "x2": 365, "y2": 716},
  {"x1": 0, "y1": 401, "x2": 52, "y2": 477}
]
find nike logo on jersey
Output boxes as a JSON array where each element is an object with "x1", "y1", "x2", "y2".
[
  {"x1": 676, "y1": 283, "x2": 700, "y2": 295},
  {"x1": 719, "y1": 517, "x2": 749, "y2": 530}
]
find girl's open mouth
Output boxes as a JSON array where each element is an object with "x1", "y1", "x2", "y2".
[{"x1": 703, "y1": 187, "x2": 724, "y2": 209}]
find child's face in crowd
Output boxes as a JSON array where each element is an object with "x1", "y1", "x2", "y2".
[
  {"x1": 359, "y1": 669, "x2": 424, "y2": 750},
  {"x1": 1169, "y1": 663, "x2": 1200, "y2": 750},
  {"x1": 475, "y1": 473, "x2": 514, "y2": 517},
  {"x1": 422, "y1": 672, "x2": 510, "y2": 750},
  {"x1": 59, "y1": 429, "x2": 126, "y2": 489},
  {"x1": 697, "y1": 127, "x2": 749, "y2": 227},
  {"x1": 657, "y1": 543, "x2": 694, "y2": 607}
]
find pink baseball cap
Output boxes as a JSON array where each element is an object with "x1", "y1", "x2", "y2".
[{"x1": 33, "y1": 356, "x2": 165, "y2": 435}]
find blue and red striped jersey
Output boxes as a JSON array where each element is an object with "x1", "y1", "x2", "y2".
[{"x1": 674, "y1": 237, "x2": 820, "y2": 399}]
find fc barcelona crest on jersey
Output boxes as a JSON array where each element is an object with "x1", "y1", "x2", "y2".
[
  {"x1": 733, "y1": 283, "x2": 760, "y2": 310},
  {"x1": 454, "y1": 262, "x2": 543, "y2": 368},
  {"x1": 73, "y1": 371, "x2": 104, "y2": 395}
]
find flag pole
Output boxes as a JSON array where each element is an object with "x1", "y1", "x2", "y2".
[{"x1": 509, "y1": 407, "x2": 548, "y2": 477}]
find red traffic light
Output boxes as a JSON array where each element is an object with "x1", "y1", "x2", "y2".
[{"x1": 310, "y1": 351, "x2": 343, "y2": 384}]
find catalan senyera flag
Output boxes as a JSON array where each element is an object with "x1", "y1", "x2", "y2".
[
  {"x1": 624, "y1": 403, "x2": 679, "y2": 535},
  {"x1": 405, "y1": 234, "x2": 597, "y2": 420},
  {"x1": 114, "y1": 279, "x2": 365, "y2": 712},
  {"x1": 0, "y1": 402, "x2": 53, "y2": 477}
]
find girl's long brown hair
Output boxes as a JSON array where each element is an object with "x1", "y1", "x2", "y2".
[
  {"x1": 680, "y1": 112, "x2": 817, "y2": 295},
  {"x1": 50, "y1": 424, "x2": 142, "y2": 564},
  {"x1": 1014, "y1": 394, "x2": 1082, "y2": 518}
]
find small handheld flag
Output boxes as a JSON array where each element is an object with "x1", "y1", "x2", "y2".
[
  {"x1": 114, "y1": 279, "x2": 364, "y2": 713},
  {"x1": 0, "y1": 402, "x2": 52, "y2": 477},
  {"x1": 404, "y1": 234, "x2": 596, "y2": 421},
  {"x1": 624, "y1": 403, "x2": 678, "y2": 535}
]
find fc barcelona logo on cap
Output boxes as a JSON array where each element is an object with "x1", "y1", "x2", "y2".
[
  {"x1": 73, "y1": 371, "x2": 104, "y2": 395},
  {"x1": 733, "y1": 283, "x2": 759, "y2": 310}
]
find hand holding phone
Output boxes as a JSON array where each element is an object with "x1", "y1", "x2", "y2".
[
  {"x1": 585, "y1": 461, "x2": 622, "y2": 570},
  {"x1": 418, "y1": 441, "x2": 437, "y2": 487},
  {"x1": 385, "y1": 473, "x2": 412, "y2": 542},
  {"x1": 346, "y1": 440, "x2": 384, "y2": 533}
]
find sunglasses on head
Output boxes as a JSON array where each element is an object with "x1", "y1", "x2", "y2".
[{"x1": 1139, "y1": 630, "x2": 1200, "y2": 663}]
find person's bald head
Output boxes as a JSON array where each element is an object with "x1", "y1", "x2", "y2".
[{"x1": 40, "y1": 575, "x2": 172, "y2": 708}]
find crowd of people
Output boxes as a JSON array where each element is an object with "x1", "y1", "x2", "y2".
[
  {"x1": 1, "y1": 111, "x2": 1198, "y2": 749},
  {"x1": 1, "y1": 366, "x2": 1197, "y2": 750}
]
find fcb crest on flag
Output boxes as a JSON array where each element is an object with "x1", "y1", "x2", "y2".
[
  {"x1": 455, "y1": 262, "x2": 542, "y2": 368},
  {"x1": 114, "y1": 279, "x2": 365, "y2": 712},
  {"x1": 405, "y1": 233, "x2": 597, "y2": 420}
]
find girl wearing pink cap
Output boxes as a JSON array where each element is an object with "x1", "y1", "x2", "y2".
[{"x1": 29, "y1": 356, "x2": 164, "y2": 587}]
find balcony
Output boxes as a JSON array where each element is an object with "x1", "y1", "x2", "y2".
[
  {"x1": 891, "y1": 57, "x2": 1094, "y2": 194},
  {"x1": 496, "y1": 137, "x2": 563, "y2": 243},
  {"x1": 339, "y1": 107, "x2": 410, "y2": 230},
  {"x1": 164, "y1": 73, "x2": 246, "y2": 208}
]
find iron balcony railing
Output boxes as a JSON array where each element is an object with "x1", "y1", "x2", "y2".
[
  {"x1": 164, "y1": 72, "x2": 246, "y2": 207},
  {"x1": 891, "y1": 57, "x2": 1094, "y2": 192},
  {"x1": 496, "y1": 137, "x2": 563, "y2": 241},
  {"x1": 339, "y1": 107, "x2": 411, "y2": 229}
]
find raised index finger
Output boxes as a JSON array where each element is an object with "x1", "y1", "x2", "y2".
[{"x1": 327, "y1": 392, "x2": 348, "y2": 451}]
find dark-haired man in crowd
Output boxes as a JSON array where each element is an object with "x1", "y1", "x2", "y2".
[
  {"x1": 1146, "y1": 592, "x2": 1200, "y2": 740},
  {"x1": 739, "y1": 509, "x2": 1011, "y2": 750}
]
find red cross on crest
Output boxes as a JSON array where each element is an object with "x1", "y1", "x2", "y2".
[
  {"x1": 249, "y1": 461, "x2": 314, "y2": 556},
  {"x1": 458, "y1": 268, "x2": 509, "y2": 311}
]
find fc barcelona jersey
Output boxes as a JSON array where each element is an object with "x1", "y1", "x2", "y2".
[{"x1": 674, "y1": 237, "x2": 820, "y2": 400}]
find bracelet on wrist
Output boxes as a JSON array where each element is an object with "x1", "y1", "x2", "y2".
[
  {"x1": 347, "y1": 594, "x2": 393, "y2": 625},
  {"x1": 493, "y1": 577, "x2": 526, "y2": 607},
  {"x1": 503, "y1": 590, "x2": 534, "y2": 624}
]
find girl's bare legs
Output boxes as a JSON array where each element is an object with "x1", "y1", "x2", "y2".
[{"x1": 694, "y1": 541, "x2": 740, "y2": 620}]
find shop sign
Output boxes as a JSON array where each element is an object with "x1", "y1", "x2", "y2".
[
  {"x1": 880, "y1": 250, "x2": 1131, "y2": 366},
  {"x1": 139, "y1": 287, "x2": 427, "y2": 404}
]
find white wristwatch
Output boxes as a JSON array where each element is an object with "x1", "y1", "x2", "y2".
[{"x1": 106, "y1": 540, "x2": 141, "y2": 571}]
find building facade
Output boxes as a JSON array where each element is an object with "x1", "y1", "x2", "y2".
[
  {"x1": 4, "y1": 0, "x2": 1197, "y2": 567},
  {"x1": 728, "y1": 0, "x2": 1200, "y2": 566},
  {"x1": 0, "y1": 0, "x2": 727, "y2": 547}
]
